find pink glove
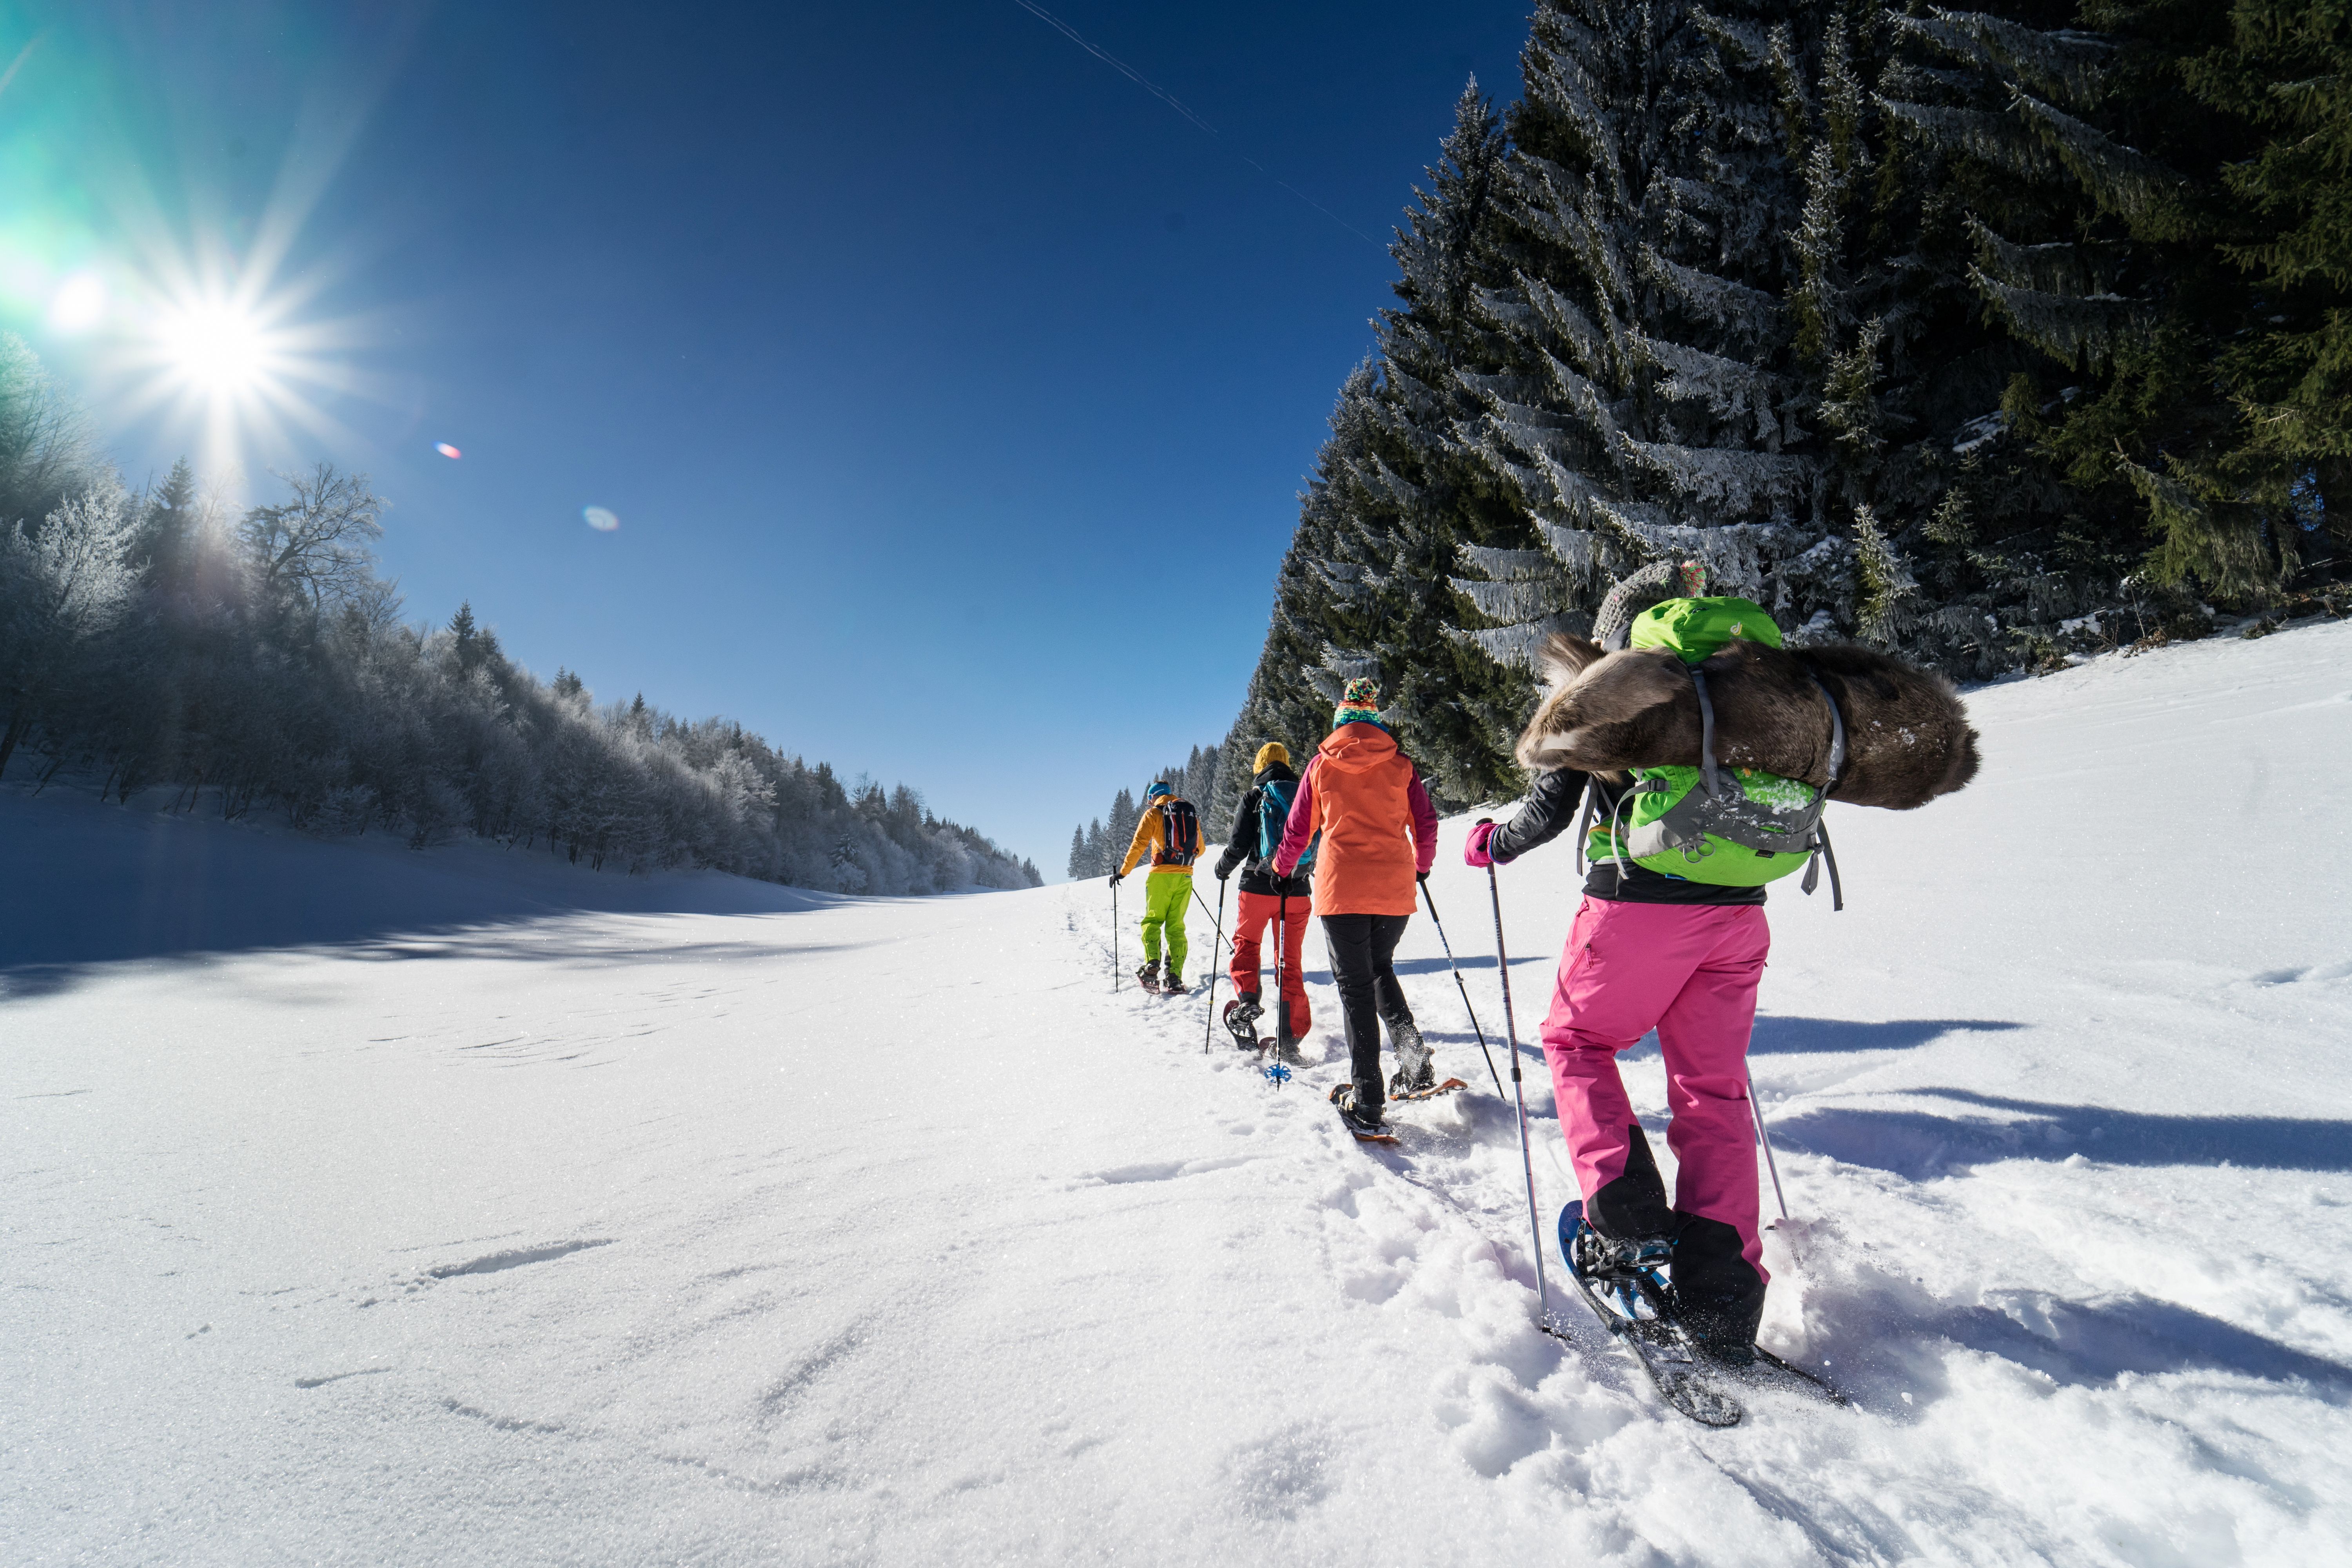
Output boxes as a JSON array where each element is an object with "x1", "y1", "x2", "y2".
[{"x1": 1463, "y1": 819, "x2": 1497, "y2": 869}]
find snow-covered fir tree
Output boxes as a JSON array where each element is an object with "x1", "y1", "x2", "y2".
[
  {"x1": 1216, "y1": 80, "x2": 1537, "y2": 812},
  {"x1": 1445, "y1": 0, "x2": 1839, "y2": 663},
  {"x1": 1856, "y1": 3, "x2": 2238, "y2": 648}
]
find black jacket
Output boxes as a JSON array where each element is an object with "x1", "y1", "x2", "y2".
[
  {"x1": 1488, "y1": 768, "x2": 1767, "y2": 906},
  {"x1": 1214, "y1": 764, "x2": 1314, "y2": 899}
]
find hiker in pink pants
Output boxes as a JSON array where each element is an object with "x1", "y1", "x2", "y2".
[{"x1": 1466, "y1": 764, "x2": 1771, "y2": 1362}]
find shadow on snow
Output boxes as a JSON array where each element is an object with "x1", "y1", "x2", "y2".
[{"x1": 1777, "y1": 1089, "x2": 2352, "y2": 1174}]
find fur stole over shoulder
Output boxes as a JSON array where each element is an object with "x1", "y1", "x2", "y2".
[{"x1": 1516, "y1": 634, "x2": 1981, "y2": 811}]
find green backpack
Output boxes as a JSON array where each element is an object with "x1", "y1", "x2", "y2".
[{"x1": 1584, "y1": 595, "x2": 1847, "y2": 906}]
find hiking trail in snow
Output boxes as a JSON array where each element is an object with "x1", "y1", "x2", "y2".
[{"x1": 6, "y1": 619, "x2": 2350, "y2": 1565}]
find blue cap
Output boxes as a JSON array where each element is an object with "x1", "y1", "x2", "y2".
[{"x1": 1144, "y1": 781, "x2": 1172, "y2": 799}]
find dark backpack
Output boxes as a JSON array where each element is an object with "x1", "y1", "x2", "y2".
[
  {"x1": 1159, "y1": 798, "x2": 1201, "y2": 863},
  {"x1": 1255, "y1": 779, "x2": 1318, "y2": 872}
]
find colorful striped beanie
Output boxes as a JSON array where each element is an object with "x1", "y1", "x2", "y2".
[{"x1": 1334, "y1": 677, "x2": 1383, "y2": 729}]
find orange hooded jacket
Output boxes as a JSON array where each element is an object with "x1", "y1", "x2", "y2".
[{"x1": 1272, "y1": 722, "x2": 1437, "y2": 916}]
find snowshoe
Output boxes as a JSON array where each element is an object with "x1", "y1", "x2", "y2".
[
  {"x1": 1388, "y1": 1076, "x2": 1468, "y2": 1103},
  {"x1": 1135, "y1": 961, "x2": 1162, "y2": 994},
  {"x1": 1559, "y1": 1201, "x2": 1742, "y2": 1427},
  {"x1": 1224, "y1": 996, "x2": 1264, "y2": 1049},
  {"x1": 1330, "y1": 1082, "x2": 1394, "y2": 1143}
]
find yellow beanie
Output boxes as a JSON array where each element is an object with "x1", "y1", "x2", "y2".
[{"x1": 1253, "y1": 742, "x2": 1289, "y2": 773}]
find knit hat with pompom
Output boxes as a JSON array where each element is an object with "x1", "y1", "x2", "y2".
[{"x1": 1333, "y1": 677, "x2": 1384, "y2": 730}]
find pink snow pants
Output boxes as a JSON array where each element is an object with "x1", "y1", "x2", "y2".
[{"x1": 1539, "y1": 897, "x2": 1771, "y2": 1283}]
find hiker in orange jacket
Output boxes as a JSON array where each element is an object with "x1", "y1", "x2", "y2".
[{"x1": 1272, "y1": 677, "x2": 1439, "y2": 1134}]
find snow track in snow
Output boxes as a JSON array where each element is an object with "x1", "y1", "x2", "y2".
[{"x1": 5, "y1": 617, "x2": 2351, "y2": 1564}]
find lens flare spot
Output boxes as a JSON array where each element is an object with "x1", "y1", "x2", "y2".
[
  {"x1": 49, "y1": 273, "x2": 107, "y2": 333},
  {"x1": 434, "y1": 442, "x2": 461, "y2": 459},
  {"x1": 583, "y1": 506, "x2": 619, "y2": 532}
]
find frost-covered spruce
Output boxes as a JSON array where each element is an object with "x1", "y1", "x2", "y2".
[
  {"x1": 1448, "y1": 0, "x2": 1840, "y2": 673},
  {"x1": 1217, "y1": 80, "x2": 1541, "y2": 811}
]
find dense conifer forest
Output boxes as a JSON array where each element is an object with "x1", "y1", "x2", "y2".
[
  {"x1": 1182, "y1": 0, "x2": 2350, "y2": 837},
  {"x1": 0, "y1": 338, "x2": 1040, "y2": 894}
]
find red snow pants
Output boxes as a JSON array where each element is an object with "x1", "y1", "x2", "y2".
[
  {"x1": 1539, "y1": 897, "x2": 1772, "y2": 1284},
  {"x1": 1230, "y1": 890, "x2": 1311, "y2": 1040}
]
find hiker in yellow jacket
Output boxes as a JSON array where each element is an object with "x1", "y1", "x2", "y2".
[{"x1": 1112, "y1": 781, "x2": 1205, "y2": 993}]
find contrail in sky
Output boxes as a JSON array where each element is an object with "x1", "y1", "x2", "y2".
[
  {"x1": 1008, "y1": 0, "x2": 1383, "y2": 250},
  {"x1": 0, "y1": 36, "x2": 43, "y2": 102}
]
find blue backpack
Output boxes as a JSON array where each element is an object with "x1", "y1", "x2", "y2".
[{"x1": 1256, "y1": 779, "x2": 1318, "y2": 873}]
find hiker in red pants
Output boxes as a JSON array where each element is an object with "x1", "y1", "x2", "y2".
[{"x1": 1212, "y1": 742, "x2": 1313, "y2": 1048}]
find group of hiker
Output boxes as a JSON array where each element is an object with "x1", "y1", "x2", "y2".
[
  {"x1": 1100, "y1": 571, "x2": 1982, "y2": 1377},
  {"x1": 1111, "y1": 677, "x2": 1439, "y2": 1126},
  {"x1": 1108, "y1": 662, "x2": 1777, "y2": 1365}
]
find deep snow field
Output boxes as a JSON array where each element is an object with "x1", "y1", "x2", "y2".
[{"x1": 7, "y1": 617, "x2": 2352, "y2": 1566}]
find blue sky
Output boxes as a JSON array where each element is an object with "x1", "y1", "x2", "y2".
[{"x1": 2, "y1": 0, "x2": 1533, "y2": 875}]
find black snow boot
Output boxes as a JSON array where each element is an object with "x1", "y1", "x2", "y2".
[
  {"x1": 1329, "y1": 1080, "x2": 1386, "y2": 1135},
  {"x1": 1135, "y1": 960, "x2": 1161, "y2": 992},
  {"x1": 1588, "y1": 1123, "x2": 1676, "y2": 1238},
  {"x1": 1160, "y1": 969, "x2": 1189, "y2": 994},
  {"x1": 1670, "y1": 1214, "x2": 1766, "y2": 1367},
  {"x1": 1384, "y1": 1011, "x2": 1434, "y2": 1095},
  {"x1": 1225, "y1": 994, "x2": 1263, "y2": 1049}
]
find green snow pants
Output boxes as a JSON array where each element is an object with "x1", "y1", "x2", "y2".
[{"x1": 1139, "y1": 869, "x2": 1192, "y2": 976}]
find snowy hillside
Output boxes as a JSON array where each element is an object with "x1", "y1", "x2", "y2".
[{"x1": 7, "y1": 619, "x2": 2351, "y2": 1566}]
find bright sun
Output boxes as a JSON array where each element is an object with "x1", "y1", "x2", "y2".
[
  {"x1": 155, "y1": 300, "x2": 274, "y2": 396},
  {"x1": 112, "y1": 265, "x2": 356, "y2": 477}
]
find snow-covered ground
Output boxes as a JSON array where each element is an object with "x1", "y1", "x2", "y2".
[{"x1": 7, "y1": 618, "x2": 2350, "y2": 1566}]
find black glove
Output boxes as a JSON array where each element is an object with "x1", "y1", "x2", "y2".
[
  {"x1": 1214, "y1": 848, "x2": 1239, "y2": 882},
  {"x1": 1108, "y1": 871, "x2": 1123, "y2": 887}
]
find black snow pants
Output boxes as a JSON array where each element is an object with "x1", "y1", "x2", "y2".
[{"x1": 1319, "y1": 911, "x2": 1414, "y2": 1109}]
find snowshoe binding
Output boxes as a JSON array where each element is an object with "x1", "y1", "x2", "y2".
[
  {"x1": 1224, "y1": 995, "x2": 1264, "y2": 1049},
  {"x1": 1330, "y1": 1082, "x2": 1395, "y2": 1144},
  {"x1": 1135, "y1": 960, "x2": 1163, "y2": 995},
  {"x1": 1159, "y1": 969, "x2": 1189, "y2": 996}
]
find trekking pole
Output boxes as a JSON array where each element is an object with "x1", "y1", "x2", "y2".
[
  {"x1": 1189, "y1": 885, "x2": 1234, "y2": 962},
  {"x1": 1746, "y1": 1067, "x2": 1791, "y2": 1224},
  {"x1": 1487, "y1": 861, "x2": 1563, "y2": 1336},
  {"x1": 1196, "y1": 881, "x2": 1229, "y2": 1054},
  {"x1": 1417, "y1": 875, "x2": 1505, "y2": 1101},
  {"x1": 1111, "y1": 878, "x2": 1120, "y2": 991}
]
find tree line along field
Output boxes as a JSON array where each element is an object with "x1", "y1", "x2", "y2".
[{"x1": 0, "y1": 340, "x2": 1039, "y2": 895}]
